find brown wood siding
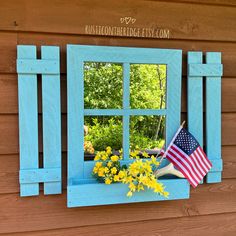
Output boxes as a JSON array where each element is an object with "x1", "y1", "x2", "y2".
[{"x1": 0, "y1": 0, "x2": 235, "y2": 235}]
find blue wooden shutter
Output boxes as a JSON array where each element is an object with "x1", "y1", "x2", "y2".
[
  {"x1": 188, "y1": 51, "x2": 223, "y2": 183},
  {"x1": 17, "y1": 45, "x2": 61, "y2": 196}
]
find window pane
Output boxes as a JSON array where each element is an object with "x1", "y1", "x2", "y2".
[
  {"x1": 84, "y1": 62, "x2": 123, "y2": 109},
  {"x1": 130, "y1": 64, "x2": 166, "y2": 109},
  {"x1": 130, "y1": 115, "x2": 166, "y2": 151},
  {"x1": 84, "y1": 116, "x2": 123, "y2": 160}
]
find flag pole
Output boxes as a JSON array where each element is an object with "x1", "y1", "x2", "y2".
[{"x1": 158, "y1": 120, "x2": 186, "y2": 164}]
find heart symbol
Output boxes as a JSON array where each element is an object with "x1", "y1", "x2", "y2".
[
  {"x1": 120, "y1": 18, "x2": 125, "y2": 23},
  {"x1": 131, "y1": 18, "x2": 136, "y2": 24},
  {"x1": 124, "y1": 17, "x2": 131, "y2": 24}
]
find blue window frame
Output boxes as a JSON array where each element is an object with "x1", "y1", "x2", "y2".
[{"x1": 67, "y1": 45, "x2": 189, "y2": 207}]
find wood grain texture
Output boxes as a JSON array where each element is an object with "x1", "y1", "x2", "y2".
[
  {"x1": 0, "y1": 0, "x2": 236, "y2": 42},
  {"x1": 0, "y1": 32, "x2": 17, "y2": 73},
  {"x1": 0, "y1": 113, "x2": 235, "y2": 155},
  {"x1": 0, "y1": 179, "x2": 235, "y2": 234},
  {"x1": 7, "y1": 212, "x2": 236, "y2": 236},
  {"x1": 154, "y1": 0, "x2": 236, "y2": 7},
  {"x1": 0, "y1": 74, "x2": 236, "y2": 114},
  {"x1": 17, "y1": 33, "x2": 236, "y2": 77},
  {"x1": 1, "y1": 32, "x2": 236, "y2": 76},
  {"x1": 0, "y1": 146, "x2": 234, "y2": 194}
]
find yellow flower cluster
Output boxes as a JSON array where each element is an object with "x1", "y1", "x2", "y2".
[
  {"x1": 93, "y1": 147, "x2": 124, "y2": 184},
  {"x1": 92, "y1": 147, "x2": 169, "y2": 198},
  {"x1": 122, "y1": 154, "x2": 169, "y2": 198}
]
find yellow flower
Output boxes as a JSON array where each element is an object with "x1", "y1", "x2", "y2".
[
  {"x1": 101, "y1": 154, "x2": 108, "y2": 161},
  {"x1": 129, "y1": 182, "x2": 136, "y2": 191},
  {"x1": 151, "y1": 155, "x2": 159, "y2": 166},
  {"x1": 98, "y1": 167, "x2": 105, "y2": 177},
  {"x1": 106, "y1": 146, "x2": 112, "y2": 155},
  {"x1": 104, "y1": 167, "x2": 109, "y2": 173},
  {"x1": 113, "y1": 175, "x2": 120, "y2": 182},
  {"x1": 94, "y1": 154, "x2": 100, "y2": 161},
  {"x1": 107, "y1": 161, "x2": 112, "y2": 168},
  {"x1": 163, "y1": 191, "x2": 169, "y2": 198},
  {"x1": 127, "y1": 191, "x2": 133, "y2": 197},
  {"x1": 105, "y1": 178, "x2": 112, "y2": 185},
  {"x1": 118, "y1": 170, "x2": 125, "y2": 179},
  {"x1": 142, "y1": 151, "x2": 149, "y2": 158},
  {"x1": 95, "y1": 162, "x2": 102, "y2": 168},
  {"x1": 111, "y1": 155, "x2": 119, "y2": 162},
  {"x1": 111, "y1": 167, "x2": 117, "y2": 174},
  {"x1": 93, "y1": 167, "x2": 98, "y2": 174}
]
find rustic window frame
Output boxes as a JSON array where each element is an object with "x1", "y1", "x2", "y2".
[{"x1": 67, "y1": 45, "x2": 190, "y2": 207}]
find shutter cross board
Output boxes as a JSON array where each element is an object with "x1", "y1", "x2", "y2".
[
  {"x1": 17, "y1": 45, "x2": 61, "y2": 196},
  {"x1": 188, "y1": 52, "x2": 223, "y2": 184}
]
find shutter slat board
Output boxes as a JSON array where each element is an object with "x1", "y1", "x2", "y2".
[
  {"x1": 206, "y1": 52, "x2": 222, "y2": 183},
  {"x1": 17, "y1": 46, "x2": 39, "y2": 196},
  {"x1": 17, "y1": 45, "x2": 62, "y2": 196},
  {"x1": 42, "y1": 46, "x2": 62, "y2": 194}
]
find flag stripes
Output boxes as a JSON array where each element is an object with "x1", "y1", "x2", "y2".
[{"x1": 165, "y1": 144, "x2": 212, "y2": 187}]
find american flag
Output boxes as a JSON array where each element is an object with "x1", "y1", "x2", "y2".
[{"x1": 163, "y1": 128, "x2": 212, "y2": 187}]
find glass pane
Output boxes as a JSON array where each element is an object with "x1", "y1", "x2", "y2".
[
  {"x1": 130, "y1": 64, "x2": 166, "y2": 109},
  {"x1": 130, "y1": 115, "x2": 166, "y2": 152},
  {"x1": 84, "y1": 62, "x2": 123, "y2": 109},
  {"x1": 84, "y1": 116, "x2": 123, "y2": 160}
]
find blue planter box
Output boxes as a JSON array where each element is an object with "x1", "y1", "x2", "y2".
[{"x1": 67, "y1": 178, "x2": 190, "y2": 207}]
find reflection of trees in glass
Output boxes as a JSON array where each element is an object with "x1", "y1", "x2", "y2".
[{"x1": 84, "y1": 63, "x2": 166, "y2": 151}]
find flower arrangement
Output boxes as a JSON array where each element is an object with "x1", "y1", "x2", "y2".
[
  {"x1": 84, "y1": 141, "x2": 95, "y2": 154},
  {"x1": 92, "y1": 147, "x2": 169, "y2": 198}
]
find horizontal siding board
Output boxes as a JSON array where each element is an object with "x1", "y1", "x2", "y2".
[
  {"x1": 1, "y1": 113, "x2": 236, "y2": 155},
  {"x1": 0, "y1": 75, "x2": 236, "y2": 114},
  {"x1": 7, "y1": 212, "x2": 236, "y2": 236},
  {"x1": 0, "y1": 32, "x2": 17, "y2": 73},
  {"x1": 1, "y1": 146, "x2": 233, "y2": 195},
  {"x1": 0, "y1": 179, "x2": 236, "y2": 233},
  {"x1": 16, "y1": 33, "x2": 236, "y2": 77},
  {"x1": 0, "y1": 1, "x2": 236, "y2": 42},
  {"x1": 0, "y1": 33, "x2": 236, "y2": 76}
]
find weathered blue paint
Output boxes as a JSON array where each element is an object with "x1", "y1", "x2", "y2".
[
  {"x1": 17, "y1": 45, "x2": 39, "y2": 196},
  {"x1": 188, "y1": 51, "x2": 223, "y2": 184},
  {"x1": 17, "y1": 45, "x2": 61, "y2": 196},
  {"x1": 41, "y1": 46, "x2": 62, "y2": 194},
  {"x1": 84, "y1": 109, "x2": 166, "y2": 116},
  {"x1": 19, "y1": 168, "x2": 61, "y2": 184},
  {"x1": 188, "y1": 64, "x2": 223, "y2": 77},
  {"x1": 67, "y1": 47, "x2": 84, "y2": 181},
  {"x1": 188, "y1": 51, "x2": 203, "y2": 187},
  {"x1": 17, "y1": 59, "x2": 59, "y2": 74},
  {"x1": 187, "y1": 52, "x2": 203, "y2": 147},
  {"x1": 67, "y1": 45, "x2": 184, "y2": 207},
  {"x1": 67, "y1": 178, "x2": 190, "y2": 207},
  {"x1": 205, "y1": 52, "x2": 222, "y2": 183},
  {"x1": 123, "y1": 63, "x2": 130, "y2": 160}
]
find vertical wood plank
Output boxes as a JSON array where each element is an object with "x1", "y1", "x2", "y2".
[
  {"x1": 166, "y1": 51, "x2": 182, "y2": 146},
  {"x1": 67, "y1": 46, "x2": 84, "y2": 182},
  {"x1": 41, "y1": 46, "x2": 61, "y2": 194},
  {"x1": 187, "y1": 52, "x2": 203, "y2": 146},
  {"x1": 17, "y1": 45, "x2": 39, "y2": 196},
  {"x1": 187, "y1": 52, "x2": 203, "y2": 184},
  {"x1": 123, "y1": 63, "x2": 130, "y2": 160},
  {"x1": 206, "y1": 52, "x2": 222, "y2": 183}
]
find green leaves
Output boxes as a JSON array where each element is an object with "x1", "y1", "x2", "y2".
[{"x1": 84, "y1": 62, "x2": 166, "y2": 151}]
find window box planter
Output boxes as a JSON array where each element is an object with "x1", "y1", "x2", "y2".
[{"x1": 68, "y1": 178, "x2": 190, "y2": 207}]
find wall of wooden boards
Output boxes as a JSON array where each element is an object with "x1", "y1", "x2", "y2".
[{"x1": 0, "y1": 0, "x2": 236, "y2": 235}]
